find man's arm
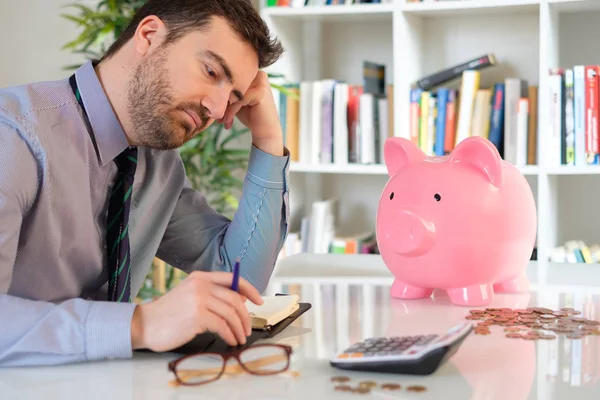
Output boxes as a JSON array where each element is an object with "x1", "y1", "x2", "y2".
[
  {"x1": 0, "y1": 122, "x2": 136, "y2": 367},
  {"x1": 156, "y1": 144, "x2": 290, "y2": 292}
]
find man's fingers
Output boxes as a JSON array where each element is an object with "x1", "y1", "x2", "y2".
[
  {"x1": 202, "y1": 269, "x2": 263, "y2": 306},
  {"x1": 237, "y1": 279, "x2": 263, "y2": 305},
  {"x1": 212, "y1": 285, "x2": 252, "y2": 336},
  {"x1": 200, "y1": 312, "x2": 238, "y2": 347},
  {"x1": 206, "y1": 296, "x2": 248, "y2": 344}
]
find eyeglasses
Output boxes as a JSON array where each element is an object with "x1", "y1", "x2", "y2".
[{"x1": 168, "y1": 344, "x2": 293, "y2": 386}]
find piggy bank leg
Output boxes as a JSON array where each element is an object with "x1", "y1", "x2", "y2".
[
  {"x1": 390, "y1": 279, "x2": 433, "y2": 299},
  {"x1": 447, "y1": 284, "x2": 494, "y2": 306},
  {"x1": 494, "y1": 274, "x2": 529, "y2": 293}
]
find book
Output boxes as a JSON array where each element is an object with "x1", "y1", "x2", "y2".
[
  {"x1": 415, "y1": 54, "x2": 496, "y2": 91},
  {"x1": 246, "y1": 295, "x2": 301, "y2": 330}
]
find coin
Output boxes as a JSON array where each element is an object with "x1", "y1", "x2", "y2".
[
  {"x1": 541, "y1": 334, "x2": 556, "y2": 340},
  {"x1": 381, "y1": 383, "x2": 402, "y2": 391},
  {"x1": 335, "y1": 385, "x2": 353, "y2": 392},
  {"x1": 331, "y1": 376, "x2": 350, "y2": 383},
  {"x1": 353, "y1": 386, "x2": 371, "y2": 394},
  {"x1": 506, "y1": 333, "x2": 523, "y2": 339},
  {"x1": 359, "y1": 381, "x2": 377, "y2": 389},
  {"x1": 407, "y1": 385, "x2": 427, "y2": 392},
  {"x1": 567, "y1": 333, "x2": 583, "y2": 339}
]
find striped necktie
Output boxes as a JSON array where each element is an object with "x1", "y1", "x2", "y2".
[
  {"x1": 69, "y1": 73, "x2": 137, "y2": 302},
  {"x1": 105, "y1": 147, "x2": 138, "y2": 302}
]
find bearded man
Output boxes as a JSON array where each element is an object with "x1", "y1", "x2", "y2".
[{"x1": 0, "y1": 0, "x2": 289, "y2": 367}]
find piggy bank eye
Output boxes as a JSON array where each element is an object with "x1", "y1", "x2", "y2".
[
  {"x1": 389, "y1": 192, "x2": 395, "y2": 200},
  {"x1": 434, "y1": 193, "x2": 441, "y2": 202}
]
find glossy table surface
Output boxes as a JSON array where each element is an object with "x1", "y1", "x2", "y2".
[{"x1": 1, "y1": 254, "x2": 600, "y2": 400}]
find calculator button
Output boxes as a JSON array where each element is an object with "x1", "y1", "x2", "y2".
[{"x1": 350, "y1": 353, "x2": 364, "y2": 358}]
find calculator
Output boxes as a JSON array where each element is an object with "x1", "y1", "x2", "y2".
[{"x1": 329, "y1": 321, "x2": 473, "y2": 375}]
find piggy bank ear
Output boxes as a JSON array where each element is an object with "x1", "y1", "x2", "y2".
[
  {"x1": 384, "y1": 137, "x2": 424, "y2": 176},
  {"x1": 449, "y1": 136, "x2": 503, "y2": 187}
]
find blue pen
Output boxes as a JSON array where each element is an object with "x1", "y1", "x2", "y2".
[{"x1": 231, "y1": 258, "x2": 240, "y2": 292}]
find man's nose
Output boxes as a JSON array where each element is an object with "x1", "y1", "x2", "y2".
[{"x1": 202, "y1": 95, "x2": 228, "y2": 120}]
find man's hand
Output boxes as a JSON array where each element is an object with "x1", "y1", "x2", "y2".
[
  {"x1": 218, "y1": 71, "x2": 284, "y2": 156},
  {"x1": 130, "y1": 271, "x2": 264, "y2": 352}
]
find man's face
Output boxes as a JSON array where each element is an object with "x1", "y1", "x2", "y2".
[{"x1": 127, "y1": 17, "x2": 259, "y2": 150}]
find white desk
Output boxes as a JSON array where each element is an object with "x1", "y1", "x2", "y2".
[{"x1": 2, "y1": 254, "x2": 600, "y2": 400}]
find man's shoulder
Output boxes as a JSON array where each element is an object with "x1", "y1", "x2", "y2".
[{"x1": 0, "y1": 78, "x2": 75, "y2": 127}]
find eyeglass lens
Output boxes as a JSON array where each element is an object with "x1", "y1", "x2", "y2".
[{"x1": 175, "y1": 346, "x2": 289, "y2": 385}]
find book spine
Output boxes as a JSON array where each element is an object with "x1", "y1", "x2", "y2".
[
  {"x1": 419, "y1": 91, "x2": 430, "y2": 153},
  {"x1": 516, "y1": 98, "x2": 529, "y2": 167},
  {"x1": 455, "y1": 70, "x2": 480, "y2": 146},
  {"x1": 548, "y1": 71, "x2": 563, "y2": 166},
  {"x1": 444, "y1": 89, "x2": 457, "y2": 154},
  {"x1": 565, "y1": 69, "x2": 575, "y2": 165},
  {"x1": 410, "y1": 88, "x2": 422, "y2": 145},
  {"x1": 585, "y1": 66, "x2": 598, "y2": 164},
  {"x1": 488, "y1": 83, "x2": 505, "y2": 153},
  {"x1": 573, "y1": 66, "x2": 586, "y2": 166},
  {"x1": 527, "y1": 85, "x2": 538, "y2": 165},
  {"x1": 435, "y1": 88, "x2": 448, "y2": 156},
  {"x1": 416, "y1": 54, "x2": 496, "y2": 91}
]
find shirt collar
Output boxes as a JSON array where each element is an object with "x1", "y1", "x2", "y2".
[{"x1": 74, "y1": 59, "x2": 130, "y2": 166}]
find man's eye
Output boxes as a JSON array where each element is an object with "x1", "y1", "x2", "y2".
[{"x1": 206, "y1": 66, "x2": 217, "y2": 78}]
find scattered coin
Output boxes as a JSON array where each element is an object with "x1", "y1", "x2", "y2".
[
  {"x1": 504, "y1": 327, "x2": 521, "y2": 333},
  {"x1": 335, "y1": 385, "x2": 353, "y2": 392},
  {"x1": 359, "y1": 381, "x2": 378, "y2": 389},
  {"x1": 331, "y1": 376, "x2": 350, "y2": 383},
  {"x1": 381, "y1": 383, "x2": 402, "y2": 391},
  {"x1": 353, "y1": 386, "x2": 371, "y2": 394},
  {"x1": 406, "y1": 385, "x2": 427, "y2": 392},
  {"x1": 465, "y1": 306, "x2": 600, "y2": 341},
  {"x1": 506, "y1": 333, "x2": 523, "y2": 339}
]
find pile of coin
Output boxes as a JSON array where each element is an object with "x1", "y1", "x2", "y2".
[
  {"x1": 465, "y1": 307, "x2": 600, "y2": 340},
  {"x1": 330, "y1": 376, "x2": 426, "y2": 394}
]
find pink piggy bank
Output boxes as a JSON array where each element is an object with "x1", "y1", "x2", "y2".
[{"x1": 376, "y1": 136, "x2": 537, "y2": 306}]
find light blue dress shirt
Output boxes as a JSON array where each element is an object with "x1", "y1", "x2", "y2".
[{"x1": 0, "y1": 60, "x2": 290, "y2": 367}]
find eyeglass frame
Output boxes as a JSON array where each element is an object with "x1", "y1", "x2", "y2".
[{"x1": 168, "y1": 343, "x2": 294, "y2": 386}]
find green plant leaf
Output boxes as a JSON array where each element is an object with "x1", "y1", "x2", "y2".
[
  {"x1": 270, "y1": 83, "x2": 299, "y2": 99},
  {"x1": 62, "y1": 63, "x2": 84, "y2": 71}
]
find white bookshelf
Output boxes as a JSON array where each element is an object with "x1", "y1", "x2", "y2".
[{"x1": 260, "y1": 0, "x2": 600, "y2": 265}]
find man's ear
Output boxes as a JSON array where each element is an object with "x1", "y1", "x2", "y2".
[{"x1": 134, "y1": 15, "x2": 167, "y2": 57}]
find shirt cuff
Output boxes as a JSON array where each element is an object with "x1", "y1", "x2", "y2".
[
  {"x1": 85, "y1": 301, "x2": 137, "y2": 361},
  {"x1": 246, "y1": 145, "x2": 290, "y2": 190}
]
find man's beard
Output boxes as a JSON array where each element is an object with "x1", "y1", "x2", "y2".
[{"x1": 127, "y1": 50, "x2": 210, "y2": 150}]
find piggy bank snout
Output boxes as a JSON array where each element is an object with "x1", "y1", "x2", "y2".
[{"x1": 384, "y1": 210, "x2": 435, "y2": 256}]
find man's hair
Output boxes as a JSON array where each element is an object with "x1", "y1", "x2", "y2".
[{"x1": 102, "y1": 0, "x2": 283, "y2": 68}]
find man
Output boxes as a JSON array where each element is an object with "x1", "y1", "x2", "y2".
[{"x1": 0, "y1": 0, "x2": 290, "y2": 367}]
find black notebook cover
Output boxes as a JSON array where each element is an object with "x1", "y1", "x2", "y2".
[{"x1": 170, "y1": 302, "x2": 312, "y2": 355}]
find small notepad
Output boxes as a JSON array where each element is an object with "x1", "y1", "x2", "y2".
[{"x1": 246, "y1": 295, "x2": 300, "y2": 330}]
